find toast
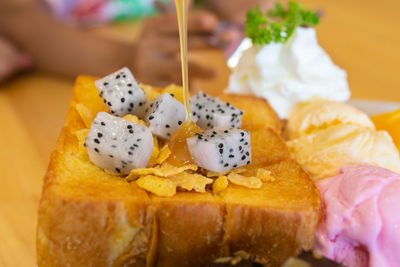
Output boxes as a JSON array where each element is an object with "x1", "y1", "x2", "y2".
[{"x1": 37, "y1": 76, "x2": 320, "y2": 266}]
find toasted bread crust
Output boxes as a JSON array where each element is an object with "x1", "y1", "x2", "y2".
[{"x1": 37, "y1": 76, "x2": 320, "y2": 266}]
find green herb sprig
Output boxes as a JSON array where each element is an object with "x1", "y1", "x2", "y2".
[{"x1": 245, "y1": 1, "x2": 319, "y2": 45}]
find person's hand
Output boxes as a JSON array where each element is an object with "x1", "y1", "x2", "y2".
[
  {"x1": 132, "y1": 11, "x2": 218, "y2": 87},
  {"x1": 0, "y1": 37, "x2": 32, "y2": 83}
]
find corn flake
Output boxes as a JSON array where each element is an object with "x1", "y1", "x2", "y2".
[
  {"x1": 75, "y1": 103, "x2": 94, "y2": 128},
  {"x1": 126, "y1": 163, "x2": 197, "y2": 181},
  {"x1": 227, "y1": 172, "x2": 262, "y2": 189},
  {"x1": 74, "y1": 129, "x2": 90, "y2": 158},
  {"x1": 231, "y1": 167, "x2": 247, "y2": 174},
  {"x1": 147, "y1": 137, "x2": 160, "y2": 167},
  {"x1": 169, "y1": 172, "x2": 213, "y2": 193},
  {"x1": 207, "y1": 167, "x2": 246, "y2": 177},
  {"x1": 214, "y1": 250, "x2": 250, "y2": 265},
  {"x1": 136, "y1": 175, "x2": 176, "y2": 197},
  {"x1": 140, "y1": 84, "x2": 161, "y2": 101},
  {"x1": 206, "y1": 170, "x2": 229, "y2": 177},
  {"x1": 160, "y1": 84, "x2": 185, "y2": 103},
  {"x1": 123, "y1": 114, "x2": 147, "y2": 126},
  {"x1": 156, "y1": 144, "x2": 171, "y2": 165},
  {"x1": 256, "y1": 168, "x2": 275, "y2": 182},
  {"x1": 213, "y1": 176, "x2": 228, "y2": 195}
]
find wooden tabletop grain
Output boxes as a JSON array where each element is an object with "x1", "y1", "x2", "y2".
[{"x1": 1, "y1": 0, "x2": 399, "y2": 266}]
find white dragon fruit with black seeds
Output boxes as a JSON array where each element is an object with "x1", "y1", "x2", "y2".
[
  {"x1": 95, "y1": 67, "x2": 147, "y2": 117},
  {"x1": 187, "y1": 128, "x2": 251, "y2": 172},
  {"x1": 190, "y1": 91, "x2": 244, "y2": 129},
  {"x1": 85, "y1": 112, "x2": 154, "y2": 175},
  {"x1": 144, "y1": 93, "x2": 195, "y2": 139}
]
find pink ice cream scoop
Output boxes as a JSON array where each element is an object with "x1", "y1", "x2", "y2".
[{"x1": 315, "y1": 164, "x2": 400, "y2": 267}]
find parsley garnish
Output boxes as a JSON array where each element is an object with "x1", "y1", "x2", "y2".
[{"x1": 245, "y1": 1, "x2": 319, "y2": 45}]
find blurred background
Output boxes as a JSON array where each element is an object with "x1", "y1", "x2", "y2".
[{"x1": 0, "y1": 0, "x2": 399, "y2": 265}]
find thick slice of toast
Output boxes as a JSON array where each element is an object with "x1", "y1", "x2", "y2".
[{"x1": 37, "y1": 76, "x2": 320, "y2": 267}]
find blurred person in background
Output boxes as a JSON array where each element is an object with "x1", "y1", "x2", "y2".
[{"x1": 0, "y1": 0, "x2": 270, "y2": 86}]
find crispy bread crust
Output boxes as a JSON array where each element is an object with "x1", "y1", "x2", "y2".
[{"x1": 37, "y1": 76, "x2": 320, "y2": 266}]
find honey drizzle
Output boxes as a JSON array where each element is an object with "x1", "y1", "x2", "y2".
[
  {"x1": 166, "y1": 0, "x2": 200, "y2": 166},
  {"x1": 174, "y1": 0, "x2": 192, "y2": 122}
]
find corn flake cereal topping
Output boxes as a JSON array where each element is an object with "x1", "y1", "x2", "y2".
[
  {"x1": 75, "y1": 129, "x2": 90, "y2": 158},
  {"x1": 169, "y1": 172, "x2": 213, "y2": 193},
  {"x1": 126, "y1": 163, "x2": 198, "y2": 181},
  {"x1": 213, "y1": 176, "x2": 228, "y2": 195},
  {"x1": 214, "y1": 250, "x2": 251, "y2": 265},
  {"x1": 256, "y1": 168, "x2": 275, "y2": 182},
  {"x1": 147, "y1": 137, "x2": 160, "y2": 167},
  {"x1": 160, "y1": 84, "x2": 185, "y2": 103},
  {"x1": 75, "y1": 103, "x2": 94, "y2": 128},
  {"x1": 227, "y1": 172, "x2": 262, "y2": 189},
  {"x1": 136, "y1": 175, "x2": 176, "y2": 197},
  {"x1": 206, "y1": 167, "x2": 246, "y2": 178},
  {"x1": 140, "y1": 84, "x2": 161, "y2": 101},
  {"x1": 123, "y1": 114, "x2": 147, "y2": 126},
  {"x1": 156, "y1": 144, "x2": 171, "y2": 165},
  {"x1": 206, "y1": 170, "x2": 229, "y2": 177}
]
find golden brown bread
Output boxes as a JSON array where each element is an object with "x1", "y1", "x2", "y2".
[{"x1": 37, "y1": 76, "x2": 320, "y2": 266}]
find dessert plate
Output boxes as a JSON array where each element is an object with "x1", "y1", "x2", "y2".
[{"x1": 349, "y1": 100, "x2": 400, "y2": 116}]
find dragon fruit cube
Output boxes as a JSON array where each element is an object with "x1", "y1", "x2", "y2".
[
  {"x1": 187, "y1": 128, "x2": 251, "y2": 172},
  {"x1": 190, "y1": 92, "x2": 244, "y2": 129},
  {"x1": 85, "y1": 112, "x2": 154, "y2": 175},
  {"x1": 95, "y1": 67, "x2": 147, "y2": 117},
  {"x1": 144, "y1": 93, "x2": 191, "y2": 139}
]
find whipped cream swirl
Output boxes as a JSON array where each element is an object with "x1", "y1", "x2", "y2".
[{"x1": 228, "y1": 27, "x2": 350, "y2": 118}]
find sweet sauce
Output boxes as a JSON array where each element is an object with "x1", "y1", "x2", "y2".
[
  {"x1": 167, "y1": 120, "x2": 201, "y2": 165},
  {"x1": 174, "y1": 0, "x2": 192, "y2": 121},
  {"x1": 166, "y1": 0, "x2": 200, "y2": 166}
]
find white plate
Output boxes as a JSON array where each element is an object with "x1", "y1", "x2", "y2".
[{"x1": 348, "y1": 100, "x2": 400, "y2": 116}]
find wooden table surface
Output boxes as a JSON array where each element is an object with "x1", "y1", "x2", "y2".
[{"x1": 1, "y1": 0, "x2": 399, "y2": 266}]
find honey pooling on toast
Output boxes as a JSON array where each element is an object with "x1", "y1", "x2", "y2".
[
  {"x1": 166, "y1": 0, "x2": 198, "y2": 166},
  {"x1": 167, "y1": 120, "x2": 201, "y2": 166}
]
